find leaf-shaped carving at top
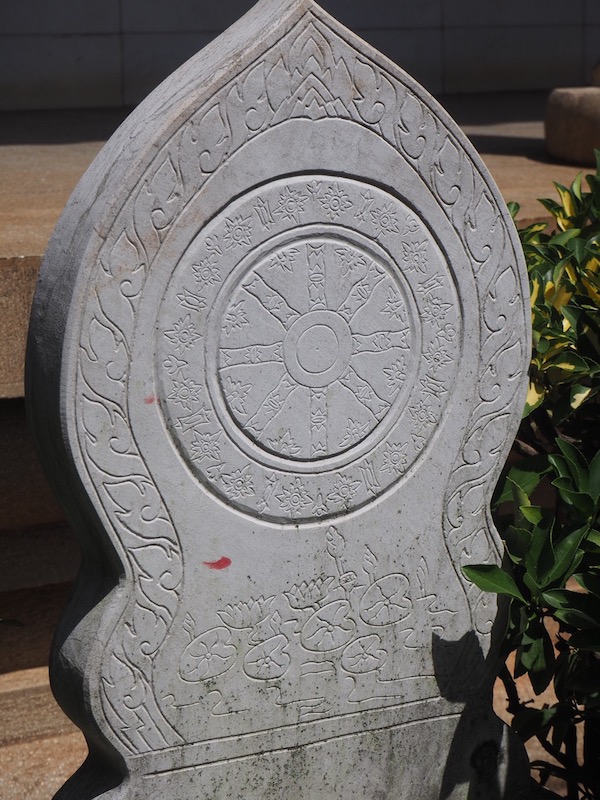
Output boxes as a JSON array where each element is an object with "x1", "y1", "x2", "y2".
[
  {"x1": 432, "y1": 136, "x2": 462, "y2": 208},
  {"x1": 195, "y1": 104, "x2": 231, "y2": 175},
  {"x1": 240, "y1": 62, "x2": 270, "y2": 133},
  {"x1": 149, "y1": 156, "x2": 182, "y2": 235},
  {"x1": 465, "y1": 192, "x2": 500, "y2": 265},
  {"x1": 289, "y1": 22, "x2": 329, "y2": 77},
  {"x1": 353, "y1": 60, "x2": 396, "y2": 128},
  {"x1": 265, "y1": 57, "x2": 292, "y2": 115},
  {"x1": 396, "y1": 93, "x2": 427, "y2": 160},
  {"x1": 329, "y1": 56, "x2": 354, "y2": 113}
]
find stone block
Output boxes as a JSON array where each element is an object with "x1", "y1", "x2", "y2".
[
  {"x1": 0, "y1": 585, "x2": 73, "y2": 673},
  {"x1": 27, "y1": 1, "x2": 531, "y2": 797},
  {"x1": 0, "y1": 399, "x2": 65, "y2": 530},
  {"x1": 0, "y1": 259, "x2": 38, "y2": 398},
  {"x1": 545, "y1": 87, "x2": 600, "y2": 165}
]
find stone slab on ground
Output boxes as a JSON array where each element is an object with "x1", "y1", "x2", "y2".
[
  {"x1": 27, "y1": 0, "x2": 530, "y2": 798},
  {"x1": 0, "y1": 257, "x2": 39, "y2": 397},
  {"x1": 545, "y1": 86, "x2": 600, "y2": 166}
]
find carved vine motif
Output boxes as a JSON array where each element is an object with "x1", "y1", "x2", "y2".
[
  {"x1": 74, "y1": 7, "x2": 528, "y2": 753},
  {"x1": 174, "y1": 527, "x2": 457, "y2": 724}
]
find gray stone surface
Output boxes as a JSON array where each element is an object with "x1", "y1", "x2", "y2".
[{"x1": 26, "y1": 1, "x2": 531, "y2": 797}]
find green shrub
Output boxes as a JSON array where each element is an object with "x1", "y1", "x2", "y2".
[{"x1": 465, "y1": 152, "x2": 600, "y2": 800}]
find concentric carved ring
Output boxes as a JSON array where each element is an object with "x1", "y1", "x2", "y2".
[
  {"x1": 157, "y1": 175, "x2": 461, "y2": 522},
  {"x1": 215, "y1": 233, "x2": 414, "y2": 462}
]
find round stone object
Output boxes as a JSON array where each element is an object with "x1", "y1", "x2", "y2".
[{"x1": 545, "y1": 87, "x2": 600, "y2": 166}]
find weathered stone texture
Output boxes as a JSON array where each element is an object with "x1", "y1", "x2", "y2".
[{"x1": 27, "y1": 1, "x2": 531, "y2": 797}]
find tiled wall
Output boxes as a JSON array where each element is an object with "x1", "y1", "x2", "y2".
[{"x1": 1, "y1": 0, "x2": 598, "y2": 109}]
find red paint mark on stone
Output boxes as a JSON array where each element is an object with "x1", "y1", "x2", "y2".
[
  {"x1": 144, "y1": 395, "x2": 157, "y2": 405},
  {"x1": 203, "y1": 556, "x2": 232, "y2": 570}
]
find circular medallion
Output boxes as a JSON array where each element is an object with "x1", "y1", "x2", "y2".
[
  {"x1": 157, "y1": 176, "x2": 461, "y2": 523},
  {"x1": 212, "y1": 232, "x2": 416, "y2": 463}
]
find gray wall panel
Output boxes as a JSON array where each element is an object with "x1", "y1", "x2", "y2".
[
  {"x1": 0, "y1": 35, "x2": 122, "y2": 110},
  {"x1": 443, "y1": 0, "x2": 584, "y2": 27},
  {"x1": 445, "y1": 26, "x2": 584, "y2": 93},
  {"x1": 123, "y1": 32, "x2": 214, "y2": 105},
  {"x1": 0, "y1": 1, "x2": 593, "y2": 109},
  {"x1": 1, "y1": 0, "x2": 120, "y2": 35},
  {"x1": 360, "y1": 28, "x2": 443, "y2": 95}
]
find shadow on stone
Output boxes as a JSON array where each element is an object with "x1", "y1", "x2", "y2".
[
  {"x1": 48, "y1": 518, "x2": 127, "y2": 799},
  {"x1": 433, "y1": 626, "x2": 529, "y2": 800}
]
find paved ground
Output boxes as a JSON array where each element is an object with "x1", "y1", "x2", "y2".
[{"x1": 1, "y1": 90, "x2": 590, "y2": 798}]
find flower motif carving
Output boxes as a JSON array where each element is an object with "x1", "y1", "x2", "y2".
[
  {"x1": 301, "y1": 600, "x2": 356, "y2": 652},
  {"x1": 175, "y1": 527, "x2": 457, "y2": 718},
  {"x1": 179, "y1": 622, "x2": 236, "y2": 682}
]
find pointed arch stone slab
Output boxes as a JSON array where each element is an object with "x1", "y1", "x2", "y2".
[{"x1": 27, "y1": 0, "x2": 530, "y2": 797}]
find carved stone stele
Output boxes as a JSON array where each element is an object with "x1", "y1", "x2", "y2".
[{"x1": 26, "y1": 1, "x2": 531, "y2": 797}]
